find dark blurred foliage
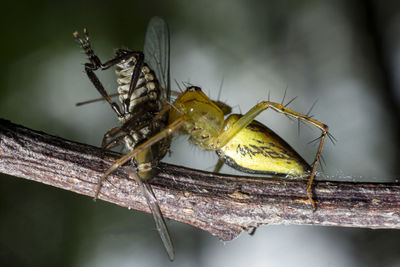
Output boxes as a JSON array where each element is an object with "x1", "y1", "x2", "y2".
[{"x1": 1, "y1": 1, "x2": 400, "y2": 266}]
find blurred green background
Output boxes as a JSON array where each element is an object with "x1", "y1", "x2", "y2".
[{"x1": 1, "y1": 0, "x2": 400, "y2": 266}]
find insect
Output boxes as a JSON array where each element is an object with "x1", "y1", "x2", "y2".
[{"x1": 73, "y1": 17, "x2": 174, "y2": 260}]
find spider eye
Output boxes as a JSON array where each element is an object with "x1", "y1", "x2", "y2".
[{"x1": 187, "y1": 86, "x2": 201, "y2": 92}]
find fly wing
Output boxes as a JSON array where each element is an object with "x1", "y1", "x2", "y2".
[
  {"x1": 128, "y1": 168, "x2": 175, "y2": 261},
  {"x1": 144, "y1": 17, "x2": 171, "y2": 102},
  {"x1": 142, "y1": 182, "x2": 175, "y2": 261}
]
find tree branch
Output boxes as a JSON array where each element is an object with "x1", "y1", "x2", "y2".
[{"x1": 0, "y1": 118, "x2": 399, "y2": 241}]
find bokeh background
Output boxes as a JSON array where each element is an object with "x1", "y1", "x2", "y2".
[{"x1": 1, "y1": 0, "x2": 400, "y2": 266}]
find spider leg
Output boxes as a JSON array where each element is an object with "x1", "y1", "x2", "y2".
[
  {"x1": 216, "y1": 101, "x2": 329, "y2": 209},
  {"x1": 152, "y1": 104, "x2": 172, "y2": 131},
  {"x1": 213, "y1": 158, "x2": 224, "y2": 173}
]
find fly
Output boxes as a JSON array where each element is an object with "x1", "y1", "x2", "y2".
[{"x1": 73, "y1": 17, "x2": 174, "y2": 260}]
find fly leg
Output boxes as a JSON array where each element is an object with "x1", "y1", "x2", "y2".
[
  {"x1": 215, "y1": 101, "x2": 329, "y2": 209},
  {"x1": 98, "y1": 127, "x2": 128, "y2": 187},
  {"x1": 94, "y1": 127, "x2": 130, "y2": 201},
  {"x1": 101, "y1": 127, "x2": 129, "y2": 155},
  {"x1": 73, "y1": 28, "x2": 144, "y2": 117}
]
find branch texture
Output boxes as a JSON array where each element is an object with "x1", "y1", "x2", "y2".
[{"x1": 0, "y1": 118, "x2": 399, "y2": 241}]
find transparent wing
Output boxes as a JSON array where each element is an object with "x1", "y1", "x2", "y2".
[
  {"x1": 128, "y1": 168, "x2": 175, "y2": 261},
  {"x1": 144, "y1": 16, "x2": 171, "y2": 102}
]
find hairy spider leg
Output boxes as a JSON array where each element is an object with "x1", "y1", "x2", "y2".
[
  {"x1": 213, "y1": 159, "x2": 224, "y2": 173},
  {"x1": 215, "y1": 101, "x2": 328, "y2": 209},
  {"x1": 152, "y1": 103, "x2": 173, "y2": 130}
]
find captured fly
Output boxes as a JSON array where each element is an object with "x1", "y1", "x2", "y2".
[{"x1": 73, "y1": 17, "x2": 174, "y2": 260}]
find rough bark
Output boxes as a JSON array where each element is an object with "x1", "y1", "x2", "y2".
[{"x1": 0, "y1": 118, "x2": 399, "y2": 241}]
